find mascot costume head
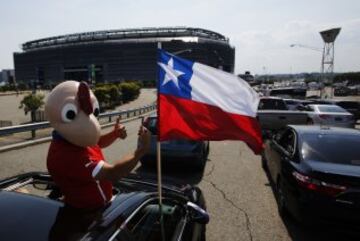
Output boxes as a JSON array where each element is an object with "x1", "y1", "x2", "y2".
[
  {"x1": 45, "y1": 80, "x2": 101, "y2": 147},
  {"x1": 45, "y1": 80, "x2": 113, "y2": 210}
]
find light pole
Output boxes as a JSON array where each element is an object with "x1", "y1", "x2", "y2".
[{"x1": 290, "y1": 43, "x2": 324, "y2": 97}]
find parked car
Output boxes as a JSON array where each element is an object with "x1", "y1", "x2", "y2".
[
  {"x1": 334, "y1": 100, "x2": 360, "y2": 121},
  {"x1": 304, "y1": 100, "x2": 360, "y2": 121},
  {"x1": 141, "y1": 115, "x2": 210, "y2": 170},
  {"x1": 262, "y1": 125, "x2": 360, "y2": 230},
  {"x1": 257, "y1": 97, "x2": 308, "y2": 131},
  {"x1": 0, "y1": 172, "x2": 209, "y2": 241},
  {"x1": 283, "y1": 99, "x2": 310, "y2": 111},
  {"x1": 306, "y1": 104, "x2": 355, "y2": 128}
]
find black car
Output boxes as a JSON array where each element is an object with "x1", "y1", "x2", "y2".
[
  {"x1": 262, "y1": 125, "x2": 360, "y2": 229},
  {"x1": 334, "y1": 100, "x2": 360, "y2": 121},
  {"x1": 141, "y1": 115, "x2": 210, "y2": 170},
  {"x1": 0, "y1": 172, "x2": 209, "y2": 241}
]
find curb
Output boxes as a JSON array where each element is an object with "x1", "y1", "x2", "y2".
[{"x1": 0, "y1": 110, "x2": 155, "y2": 153}]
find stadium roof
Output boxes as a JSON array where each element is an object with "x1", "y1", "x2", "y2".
[{"x1": 21, "y1": 27, "x2": 229, "y2": 51}]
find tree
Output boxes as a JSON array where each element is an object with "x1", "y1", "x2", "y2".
[
  {"x1": 119, "y1": 82, "x2": 141, "y2": 102},
  {"x1": 19, "y1": 93, "x2": 45, "y2": 122}
]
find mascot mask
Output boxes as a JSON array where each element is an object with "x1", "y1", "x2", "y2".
[{"x1": 45, "y1": 81, "x2": 101, "y2": 147}]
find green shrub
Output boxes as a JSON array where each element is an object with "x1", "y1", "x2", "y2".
[
  {"x1": 19, "y1": 93, "x2": 45, "y2": 122},
  {"x1": 119, "y1": 82, "x2": 141, "y2": 102},
  {"x1": 94, "y1": 87, "x2": 110, "y2": 110}
]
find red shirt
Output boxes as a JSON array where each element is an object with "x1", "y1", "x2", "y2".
[{"x1": 47, "y1": 138, "x2": 112, "y2": 209}]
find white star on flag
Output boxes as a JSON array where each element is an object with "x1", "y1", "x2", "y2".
[{"x1": 158, "y1": 57, "x2": 185, "y2": 89}]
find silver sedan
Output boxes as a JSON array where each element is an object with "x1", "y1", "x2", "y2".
[{"x1": 306, "y1": 104, "x2": 355, "y2": 128}]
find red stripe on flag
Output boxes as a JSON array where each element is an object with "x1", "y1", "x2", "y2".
[{"x1": 159, "y1": 94, "x2": 263, "y2": 154}]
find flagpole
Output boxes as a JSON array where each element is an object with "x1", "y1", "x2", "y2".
[{"x1": 157, "y1": 41, "x2": 165, "y2": 241}]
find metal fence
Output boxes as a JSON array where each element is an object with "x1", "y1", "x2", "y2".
[{"x1": 0, "y1": 103, "x2": 156, "y2": 139}]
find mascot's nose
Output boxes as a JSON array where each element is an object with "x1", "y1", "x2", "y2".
[{"x1": 77, "y1": 82, "x2": 93, "y2": 115}]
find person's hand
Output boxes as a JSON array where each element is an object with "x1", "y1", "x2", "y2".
[
  {"x1": 114, "y1": 117, "x2": 127, "y2": 139},
  {"x1": 137, "y1": 125, "x2": 151, "y2": 153}
]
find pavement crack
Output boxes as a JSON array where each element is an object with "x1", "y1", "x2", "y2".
[
  {"x1": 204, "y1": 162, "x2": 215, "y2": 177},
  {"x1": 204, "y1": 179, "x2": 254, "y2": 241}
]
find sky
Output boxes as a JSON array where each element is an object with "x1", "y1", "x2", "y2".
[{"x1": 0, "y1": 0, "x2": 359, "y2": 75}]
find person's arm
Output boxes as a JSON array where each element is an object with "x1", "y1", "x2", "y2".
[
  {"x1": 98, "y1": 117, "x2": 127, "y2": 148},
  {"x1": 95, "y1": 126, "x2": 150, "y2": 182}
]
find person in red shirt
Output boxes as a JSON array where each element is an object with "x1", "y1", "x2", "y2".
[{"x1": 45, "y1": 81, "x2": 150, "y2": 210}]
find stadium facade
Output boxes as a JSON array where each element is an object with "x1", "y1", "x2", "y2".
[{"x1": 14, "y1": 27, "x2": 235, "y2": 85}]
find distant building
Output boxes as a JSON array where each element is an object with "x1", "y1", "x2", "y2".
[
  {"x1": 238, "y1": 71, "x2": 257, "y2": 85},
  {"x1": 0, "y1": 69, "x2": 15, "y2": 85},
  {"x1": 14, "y1": 27, "x2": 235, "y2": 85}
]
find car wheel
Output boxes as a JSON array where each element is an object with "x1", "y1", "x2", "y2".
[{"x1": 276, "y1": 177, "x2": 287, "y2": 217}]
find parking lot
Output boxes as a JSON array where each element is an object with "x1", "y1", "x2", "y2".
[
  {"x1": 1, "y1": 115, "x2": 359, "y2": 241},
  {"x1": 1, "y1": 88, "x2": 360, "y2": 240}
]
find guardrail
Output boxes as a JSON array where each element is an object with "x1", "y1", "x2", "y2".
[{"x1": 0, "y1": 103, "x2": 156, "y2": 139}]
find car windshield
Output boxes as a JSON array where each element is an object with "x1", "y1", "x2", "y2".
[
  {"x1": 300, "y1": 133, "x2": 360, "y2": 165},
  {"x1": 317, "y1": 105, "x2": 347, "y2": 113}
]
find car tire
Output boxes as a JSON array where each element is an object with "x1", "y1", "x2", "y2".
[{"x1": 276, "y1": 177, "x2": 287, "y2": 217}]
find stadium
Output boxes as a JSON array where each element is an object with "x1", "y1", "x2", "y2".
[{"x1": 13, "y1": 27, "x2": 235, "y2": 85}]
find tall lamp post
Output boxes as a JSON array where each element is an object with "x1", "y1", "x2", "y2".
[{"x1": 290, "y1": 27, "x2": 341, "y2": 98}]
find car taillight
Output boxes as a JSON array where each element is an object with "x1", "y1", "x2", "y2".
[
  {"x1": 292, "y1": 171, "x2": 347, "y2": 197},
  {"x1": 319, "y1": 114, "x2": 331, "y2": 120}
]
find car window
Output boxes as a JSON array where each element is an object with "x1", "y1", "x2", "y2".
[
  {"x1": 301, "y1": 133, "x2": 360, "y2": 165},
  {"x1": 317, "y1": 105, "x2": 347, "y2": 113},
  {"x1": 258, "y1": 99, "x2": 287, "y2": 110},
  {"x1": 276, "y1": 129, "x2": 296, "y2": 155},
  {"x1": 115, "y1": 200, "x2": 184, "y2": 241}
]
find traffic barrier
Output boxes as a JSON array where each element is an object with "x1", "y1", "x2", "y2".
[{"x1": 0, "y1": 103, "x2": 156, "y2": 138}]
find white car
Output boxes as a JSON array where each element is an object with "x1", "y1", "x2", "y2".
[{"x1": 306, "y1": 104, "x2": 355, "y2": 128}]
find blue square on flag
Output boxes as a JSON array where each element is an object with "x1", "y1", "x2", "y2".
[{"x1": 158, "y1": 50, "x2": 193, "y2": 99}]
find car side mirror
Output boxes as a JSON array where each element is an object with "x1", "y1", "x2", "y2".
[{"x1": 187, "y1": 201, "x2": 209, "y2": 224}]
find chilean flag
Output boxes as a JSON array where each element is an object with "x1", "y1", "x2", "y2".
[{"x1": 158, "y1": 50, "x2": 263, "y2": 154}]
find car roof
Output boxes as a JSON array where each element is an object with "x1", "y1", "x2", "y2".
[
  {"x1": 288, "y1": 125, "x2": 360, "y2": 136},
  {"x1": 308, "y1": 104, "x2": 343, "y2": 109}
]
